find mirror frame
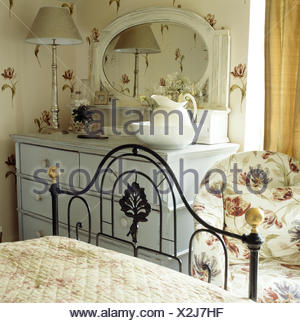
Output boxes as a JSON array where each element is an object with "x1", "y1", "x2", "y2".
[{"x1": 92, "y1": 7, "x2": 230, "y2": 107}]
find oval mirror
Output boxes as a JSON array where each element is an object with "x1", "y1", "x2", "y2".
[
  {"x1": 93, "y1": 7, "x2": 230, "y2": 107},
  {"x1": 103, "y1": 22, "x2": 209, "y2": 104}
]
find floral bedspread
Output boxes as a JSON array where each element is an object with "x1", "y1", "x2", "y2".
[{"x1": 0, "y1": 236, "x2": 249, "y2": 303}]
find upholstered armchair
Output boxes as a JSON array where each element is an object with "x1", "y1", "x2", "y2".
[{"x1": 192, "y1": 151, "x2": 300, "y2": 302}]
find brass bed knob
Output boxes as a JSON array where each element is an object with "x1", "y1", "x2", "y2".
[
  {"x1": 48, "y1": 166, "x2": 59, "y2": 184},
  {"x1": 245, "y1": 208, "x2": 264, "y2": 234}
]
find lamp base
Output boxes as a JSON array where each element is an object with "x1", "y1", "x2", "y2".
[{"x1": 51, "y1": 105, "x2": 59, "y2": 129}]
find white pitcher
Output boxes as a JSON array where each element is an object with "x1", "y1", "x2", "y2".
[
  {"x1": 149, "y1": 93, "x2": 198, "y2": 149},
  {"x1": 151, "y1": 94, "x2": 197, "y2": 125}
]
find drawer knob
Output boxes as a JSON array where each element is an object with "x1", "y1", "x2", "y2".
[
  {"x1": 121, "y1": 218, "x2": 128, "y2": 228},
  {"x1": 34, "y1": 194, "x2": 43, "y2": 201},
  {"x1": 36, "y1": 230, "x2": 45, "y2": 238},
  {"x1": 41, "y1": 159, "x2": 50, "y2": 168}
]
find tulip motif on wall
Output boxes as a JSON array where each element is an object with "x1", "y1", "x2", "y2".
[
  {"x1": 61, "y1": 2, "x2": 74, "y2": 15},
  {"x1": 172, "y1": 0, "x2": 182, "y2": 8},
  {"x1": 160, "y1": 24, "x2": 169, "y2": 39},
  {"x1": 34, "y1": 45, "x2": 42, "y2": 67},
  {"x1": 1, "y1": 67, "x2": 17, "y2": 106},
  {"x1": 230, "y1": 63, "x2": 247, "y2": 109},
  {"x1": 205, "y1": 13, "x2": 217, "y2": 28},
  {"x1": 62, "y1": 69, "x2": 76, "y2": 93},
  {"x1": 8, "y1": 0, "x2": 14, "y2": 18},
  {"x1": 175, "y1": 48, "x2": 184, "y2": 73},
  {"x1": 34, "y1": 110, "x2": 52, "y2": 133},
  {"x1": 4, "y1": 154, "x2": 16, "y2": 180},
  {"x1": 120, "y1": 73, "x2": 130, "y2": 94},
  {"x1": 109, "y1": 0, "x2": 120, "y2": 14},
  {"x1": 86, "y1": 28, "x2": 100, "y2": 83}
]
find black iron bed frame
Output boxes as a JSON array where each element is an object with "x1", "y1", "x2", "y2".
[{"x1": 48, "y1": 144, "x2": 263, "y2": 301}]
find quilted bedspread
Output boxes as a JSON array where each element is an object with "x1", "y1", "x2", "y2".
[{"x1": 0, "y1": 236, "x2": 248, "y2": 303}]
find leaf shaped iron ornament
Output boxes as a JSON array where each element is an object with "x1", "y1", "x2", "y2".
[{"x1": 119, "y1": 182, "x2": 151, "y2": 243}]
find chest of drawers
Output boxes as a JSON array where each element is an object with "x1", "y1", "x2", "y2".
[{"x1": 12, "y1": 133, "x2": 239, "y2": 272}]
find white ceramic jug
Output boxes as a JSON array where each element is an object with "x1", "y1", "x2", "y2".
[
  {"x1": 146, "y1": 93, "x2": 198, "y2": 149},
  {"x1": 151, "y1": 94, "x2": 197, "y2": 126}
]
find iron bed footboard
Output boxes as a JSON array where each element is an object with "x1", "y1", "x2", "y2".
[{"x1": 48, "y1": 144, "x2": 263, "y2": 301}]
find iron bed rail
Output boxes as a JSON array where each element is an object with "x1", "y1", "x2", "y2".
[{"x1": 48, "y1": 144, "x2": 263, "y2": 301}]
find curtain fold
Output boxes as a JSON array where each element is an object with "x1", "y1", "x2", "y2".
[{"x1": 264, "y1": 0, "x2": 300, "y2": 160}]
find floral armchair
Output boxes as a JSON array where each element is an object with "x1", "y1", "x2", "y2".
[{"x1": 192, "y1": 151, "x2": 300, "y2": 302}]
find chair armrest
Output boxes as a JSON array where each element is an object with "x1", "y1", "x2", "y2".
[
  {"x1": 193, "y1": 186, "x2": 224, "y2": 230},
  {"x1": 191, "y1": 187, "x2": 227, "y2": 288}
]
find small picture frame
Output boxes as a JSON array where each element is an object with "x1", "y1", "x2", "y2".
[{"x1": 94, "y1": 90, "x2": 109, "y2": 105}]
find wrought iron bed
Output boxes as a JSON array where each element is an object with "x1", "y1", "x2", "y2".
[{"x1": 48, "y1": 144, "x2": 264, "y2": 301}]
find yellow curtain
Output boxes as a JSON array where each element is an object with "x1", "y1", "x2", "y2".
[{"x1": 264, "y1": 0, "x2": 300, "y2": 160}]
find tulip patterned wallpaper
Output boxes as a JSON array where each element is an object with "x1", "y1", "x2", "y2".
[{"x1": 0, "y1": 0, "x2": 251, "y2": 242}]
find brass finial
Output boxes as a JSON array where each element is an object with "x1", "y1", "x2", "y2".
[
  {"x1": 48, "y1": 166, "x2": 59, "y2": 184},
  {"x1": 245, "y1": 208, "x2": 264, "y2": 234}
]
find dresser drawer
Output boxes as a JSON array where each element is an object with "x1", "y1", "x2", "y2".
[
  {"x1": 79, "y1": 153, "x2": 162, "y2": 206},
  {"x1": 20, "y1": 143, "x2": 80, "y2": 186},
  {"x1": 79, "y1": 153, "x2": 114, "y2": 193},
  {"x1": 21, "y1": 178, "x2": 100, "y2": 231},
  {"x1": 21, "y1": 178, "x2": 52, "y2": 218},
  {"x1": 22, "y1": 213, "x2": 53, "y2": 239},
  {"x1": 22, "y1": 213, "x2": 95, "y2": 244}
]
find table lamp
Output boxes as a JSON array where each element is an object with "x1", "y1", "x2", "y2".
[
  {"x1": 26, "y1": 7, "x2": 83, "y2": 130},
  {"x1": 114, "y1": 24, "x2": 161, "y2": 97}
]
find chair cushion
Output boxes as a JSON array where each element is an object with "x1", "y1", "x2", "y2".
[
  {"x1": 218, "y1": 151, "x2": 300, "y2": 264},
  {"x1": 223, "y1": 186, "x2": 300, "y2": 264},
  {"x1": 229, "y1": 259, "x2": 300, "y2": 302},
  {"x1": 192, "y1": 150, "x2": 300, "y2": 300}
]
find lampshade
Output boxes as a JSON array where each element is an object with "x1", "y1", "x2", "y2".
[
  {"x1": 114, "y1": 24, "x2": 161, "y2": 54},
  {"x1": 25, "y1": 7, "x2": 82, "y2": 45}
]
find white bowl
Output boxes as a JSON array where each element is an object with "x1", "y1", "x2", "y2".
[{"x1": 130, "y1": 121, "x2": 194, "y2": 150}]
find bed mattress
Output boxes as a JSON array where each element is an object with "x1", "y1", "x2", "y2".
[{"x1": 0, "y1": 236, "x2": 249, "y2": 303}]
